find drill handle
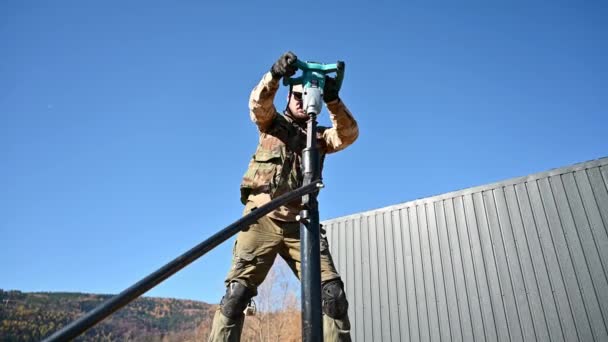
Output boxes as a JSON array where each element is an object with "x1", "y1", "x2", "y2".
[{"x1": 283, "y1": 60, "x2": 345, "y2": 92}]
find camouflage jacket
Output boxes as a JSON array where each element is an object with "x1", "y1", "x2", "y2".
[{"x1": 240, "y1": 72, "x2": 359, "y2": 221}]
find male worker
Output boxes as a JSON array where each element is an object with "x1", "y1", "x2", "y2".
[{"x1": 208, "y1": 51, "x2": 359, "y2": 342}]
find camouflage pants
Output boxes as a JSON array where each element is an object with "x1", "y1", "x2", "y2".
[{"x1": 208, "y1": 201, "x2": 351, "y2": 342}]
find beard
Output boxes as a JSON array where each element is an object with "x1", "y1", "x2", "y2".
[
  {"x1": 291, "y1": 108, "x2": 309, "y2": 120},
  {"x1": 288, "y1": 101, "x2": 309, "y2": 121}
]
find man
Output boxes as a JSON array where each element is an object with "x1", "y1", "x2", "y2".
[{"x1": 208, "y1": 51, "x2": 359, "y2": 342}]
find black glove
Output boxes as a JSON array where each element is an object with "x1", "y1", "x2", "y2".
[
  {"x1": 323, "y1": 61, "x2": 344, "y2": 102},
  {"x1": 323, "y1": 76, "x2": 340, "y2": 102},
  {"x1": 270, "y1": 51, "x2": 298, "y2": 80}
]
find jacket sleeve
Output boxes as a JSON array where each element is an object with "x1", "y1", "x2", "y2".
[
  {"x1": 249, "y1": 72, "x2": 280, "y2": 131},
  {"x1": 322, "y1": 99, "x2": 359, "y2": 154}
]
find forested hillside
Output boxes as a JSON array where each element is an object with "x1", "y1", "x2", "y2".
[
  {"x1": 0, "y1": 289, "x2": 215, "y2": 341},
  {"x1": 1, "y1": 264, "x2": 301, "y2": 341}
]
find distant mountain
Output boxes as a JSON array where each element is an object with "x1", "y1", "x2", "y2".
[{"x1": 0, "y1": 289, "x2": 216, "y2": 342}]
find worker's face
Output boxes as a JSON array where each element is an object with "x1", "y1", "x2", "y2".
[{"x1": 288, "y1": 85, "x2": 308, "y2": 120}]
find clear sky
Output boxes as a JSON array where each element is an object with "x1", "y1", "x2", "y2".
[{"x1": 1, "y1": 1, "x2": 607, "y2": 304}]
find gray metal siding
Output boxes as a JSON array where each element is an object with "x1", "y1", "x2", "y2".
[{"x1": 324, "y1": 158, "x2": 608, "y2": 341}]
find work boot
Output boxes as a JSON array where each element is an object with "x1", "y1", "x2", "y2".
[
  {"x1": 323, "y1": 313, "x2": 352, "y2": 342},
  {"x1": 207, "y1": 309, "x2": 244, "y2": 342}
]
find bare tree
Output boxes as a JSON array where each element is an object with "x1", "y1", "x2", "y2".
[{"x1": 242, "y1": 258, "x2": 301, "y2": 342}]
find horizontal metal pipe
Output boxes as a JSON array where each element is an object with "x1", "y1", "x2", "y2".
[{"x1": 42, "y1": 180, "x2": 322, "y2": 342}]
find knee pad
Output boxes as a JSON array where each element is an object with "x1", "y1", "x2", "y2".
[
  {"x1": 322, "y1": 279, "x2": 349, "y2": 319},
  {"x1": 220, "y1": 282, "x2": 255, "y2": 319}
]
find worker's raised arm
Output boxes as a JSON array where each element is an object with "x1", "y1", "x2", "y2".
[
  {"x1": 248, "y1": 72, "x2": 280, "y2": 131},
  {"x1": 322, "y1": 99, "x2": 359, "y2": 153},
  {"x1": 320, "y1": 75, "x2": 359, "y2": 153},
  {"x1": 249, "y1": 52, "x2": 298, "y2": 131}
]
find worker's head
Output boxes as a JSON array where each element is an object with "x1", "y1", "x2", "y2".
[{"x1": 287, "y1": 84, "x2": 308, "y2": 121}]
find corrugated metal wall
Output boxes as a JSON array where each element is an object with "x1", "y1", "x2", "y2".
[{"x1": 323, "y1": 158, "x2": 608, "y2": 342}]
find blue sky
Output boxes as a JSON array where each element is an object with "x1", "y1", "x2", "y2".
[{"x1": 1, "y1": 2, "x2": 606, "y2": 304}]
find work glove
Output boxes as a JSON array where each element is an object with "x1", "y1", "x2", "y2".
[
  {"x1": 270, "y1": 51, "x2": 298, "y2": 80},
  {"x1": 323, "y1": 61, "x2": 344, "y2": 103},
  {"x1": 323, "y1": 76, "x2": 340, "y2": 103}
]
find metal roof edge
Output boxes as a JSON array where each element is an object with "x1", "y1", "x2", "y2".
[{"x1": 322, "y1": 156, "x2": 608, "y2": 225}]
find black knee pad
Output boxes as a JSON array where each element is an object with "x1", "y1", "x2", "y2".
[
  {"x1": 220, "y1": 282, "x2": 255, "y2": 319},
  {"x1": 322, "y1": 279, "x2": 349, "y2": 319}
]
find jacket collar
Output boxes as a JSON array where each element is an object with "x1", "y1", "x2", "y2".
[{"x1": 283, "y1": 109, "x2": 307, "y2": 129}]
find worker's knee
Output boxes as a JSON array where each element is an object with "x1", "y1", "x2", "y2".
[
  {"x1": 220, "y1": 282, "x2": 255, "y2": 319},
  {"x1": 322, "y1": 279, "x2": 349, "y2": 319}
]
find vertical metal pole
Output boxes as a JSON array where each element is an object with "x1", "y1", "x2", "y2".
[{"x1": 300, "y1": 109, "x2": 323, "y2": 342}]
